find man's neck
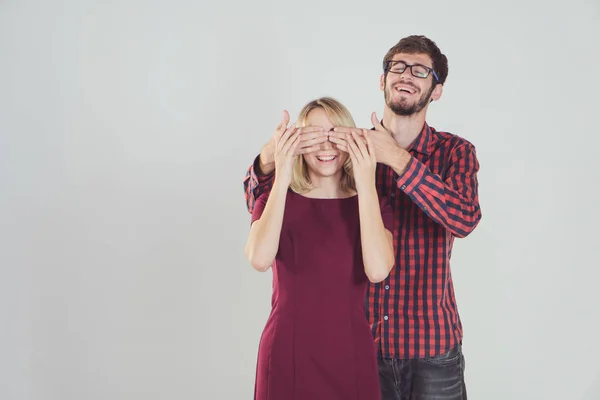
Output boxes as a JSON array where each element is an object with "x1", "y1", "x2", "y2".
[{"x1": 382, "y1": 107, "x2": 427, "y2": 149}]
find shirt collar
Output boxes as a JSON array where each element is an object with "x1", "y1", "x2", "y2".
[{"x1": 407, "y1": 123, "x2": 433, "y2": 155}]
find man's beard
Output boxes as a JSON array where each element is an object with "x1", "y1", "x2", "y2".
[{"x1": 385, "y1": 77, "x2": 435, "y2": 116}]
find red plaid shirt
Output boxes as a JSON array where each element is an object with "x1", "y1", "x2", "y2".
[{"x1": 243, "y1": 123, "x2": 482, "y2": 359}]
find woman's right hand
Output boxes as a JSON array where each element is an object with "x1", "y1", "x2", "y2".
[{"x1": 274, "y1": 125, "x2": 301, "y2": 188}]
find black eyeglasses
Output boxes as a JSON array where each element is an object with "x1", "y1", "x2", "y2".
[{"x1": 383, "y1": 60, "x2": 440, "y2": 82}]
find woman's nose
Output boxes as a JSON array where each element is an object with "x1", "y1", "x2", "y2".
[{"x1": 320, "y1": 140, "x2": 333, "y2": 150}]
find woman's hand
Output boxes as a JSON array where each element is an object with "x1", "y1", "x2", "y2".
[
  {"x1": 346, "y1": 129, "x2": 377, "y2": 192},
  {"x1": 273, "y1": 125, "x2": 301, "y2": 188}
]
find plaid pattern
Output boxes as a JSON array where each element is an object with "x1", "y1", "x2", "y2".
[
  {"x1": 243, "y1": 123, "x2": 482, "y2": 359},
  {"x1": 243, "y1": 156, "x2": 275, "y2": 214}
]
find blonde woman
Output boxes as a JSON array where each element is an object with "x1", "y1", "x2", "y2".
[{"x1": 245, "y1": 97, "x2": 394, "y2": 400}]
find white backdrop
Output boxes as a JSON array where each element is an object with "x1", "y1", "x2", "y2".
[{"x1": 1, "y1": 0, "x2": 599, "y2": 399}]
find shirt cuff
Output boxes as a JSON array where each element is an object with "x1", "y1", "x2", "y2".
[
  {"x1": 395, "y1": 156, "x2": 428, "y2": 194},
  {"x1": 252, "y1": 154, "x2": 274, "y2": 184}
]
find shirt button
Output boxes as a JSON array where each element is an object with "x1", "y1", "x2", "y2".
[
  {"x1": 385, "y1": 285, "x2": 390, "y2": 290},
  {"x1": 384, "y1": 316, "x2": 389, "y2": 321},
  {"x1": 390, "y1": 193, "x2": 395, "y2": 197},
  {"x1": 423, "y1": 206, "x2": 427, "y2": 210},
  {"x1": 400, "y1": 185, "x2": 406, "y2": 190}
]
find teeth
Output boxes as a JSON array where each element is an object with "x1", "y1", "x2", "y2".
[
  {"x1": 395, "y1": 86, "x2": 414, "y2": 94},
  {"x1": 317, "y1": 156, "x2": 335, "y2": 161}
]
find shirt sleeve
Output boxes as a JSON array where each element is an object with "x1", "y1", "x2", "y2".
[
  {"x1": 243, "y1": 155, "x2": 275, "y2": 214},
  {"x1": 395, "y1": 141, "x2": 482, "y2": 238}
]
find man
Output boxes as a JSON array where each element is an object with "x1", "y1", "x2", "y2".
[{"x1": 243, "y1": 35, "x2": 481, "y2": 400}]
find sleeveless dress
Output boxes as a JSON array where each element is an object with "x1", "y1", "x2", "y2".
[{"x1": 251, "y1": 189, "x2": 393, "y2": 400}]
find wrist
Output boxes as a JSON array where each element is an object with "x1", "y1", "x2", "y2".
[
  {"x1": 273, "y1": 176, "x2": 290, "y2": 191},
  {"x1": 259, "y1": 152, "x2": 275, "y2": 175},
  {"x1": 355, "y1": 177, "x2": 377, "y2": 194},
  {"x1": 389, "y1": 146, "x2": 411, "y2": 175}
]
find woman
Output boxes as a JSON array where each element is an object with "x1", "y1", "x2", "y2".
[{"x1": 245, "y1": 97, "x2": 394, "y2": 400}]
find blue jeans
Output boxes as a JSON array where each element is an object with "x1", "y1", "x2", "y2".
[{"x1": 378, "y1": 344, "x2": 467, "y2": 400}]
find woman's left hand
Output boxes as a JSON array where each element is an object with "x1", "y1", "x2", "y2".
[{"x1": 346, "y1": 129, "x2": 377, "y2": 192}]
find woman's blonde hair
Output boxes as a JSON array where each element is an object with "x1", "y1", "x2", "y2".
[{"x1": 289, "y1": 97, "x2": 356, "y2": 194}]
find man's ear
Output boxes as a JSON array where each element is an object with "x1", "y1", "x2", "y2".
[
  {"x1": 379, "y1": 74, "x2": 386, "y2": 91},
  {"x1": 430, "y1": 84, "x2": 443, "y2": 101}
]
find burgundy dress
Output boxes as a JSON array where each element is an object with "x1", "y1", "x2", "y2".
[{"x1": 251, "y1": 189, "x2": 393, "y2": 400}]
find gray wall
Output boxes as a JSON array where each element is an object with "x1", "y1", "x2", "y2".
[{"x1": 1, "y1": 0, "x2": 599, "y2": 399}]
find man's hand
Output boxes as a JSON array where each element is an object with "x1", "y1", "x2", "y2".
[
  {"x1": 258, "y1": 110, "x2": 329, "y2": 175},
  {"x1": 259, "y1": 111, "x2": 290, "y2": 175},
  {"x1": 329, "y1": 112, "x2": 412, "y2": 174},
  {"x1": 368, "y1": 112, "x2": 412, "y2": 174}
]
